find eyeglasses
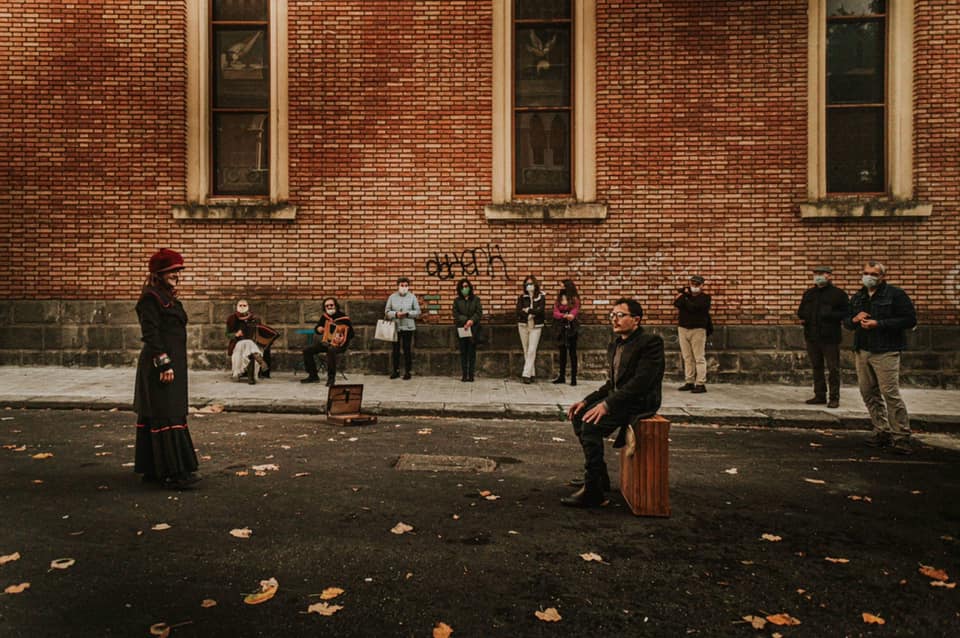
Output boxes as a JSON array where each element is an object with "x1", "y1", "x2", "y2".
[
  {"x1": 862, "y1": 271, "x2": 881, "y2": 276},
  {"x1": 609, "y1": 312, "x2": 635, "y2": 320}
]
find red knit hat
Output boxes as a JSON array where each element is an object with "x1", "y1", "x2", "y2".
[{"x1": 148, "y1": 248, "x2": 185, "y2": 274}]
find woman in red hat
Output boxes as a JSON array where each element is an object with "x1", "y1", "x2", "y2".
[{"x1": 133, "y1": 248, "x2": 200, "y2": 489}]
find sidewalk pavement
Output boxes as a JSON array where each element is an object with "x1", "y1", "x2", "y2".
[{"x1": 1, "y1": 365, "x2": 958, "y2": 431}]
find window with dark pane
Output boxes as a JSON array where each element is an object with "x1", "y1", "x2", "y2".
[
  {"x1": 211, "y1": 0, "x2": 270, "y2": 196},
  {"x1": 514, "y1": 0, "x2": 572, "y2": 196},
  {"x1": 825, "y1": 0, "x2": 885, "y2": 193}
]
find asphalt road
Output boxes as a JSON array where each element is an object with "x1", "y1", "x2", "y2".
[{"x1": 1, "y1": 409, "x2": 959, "y2": 637}]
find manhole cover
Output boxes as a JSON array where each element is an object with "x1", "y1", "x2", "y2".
[{"x1": 395, "y1": 454, "x2": 498, "y2": 473}]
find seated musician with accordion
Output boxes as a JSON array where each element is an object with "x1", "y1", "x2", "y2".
[
  {"x1": 301, "y1": 297, "x2": 354, "y2": 387},
  {"x1": 226, "y1": 300, "x2": 277, "y2": 385}
]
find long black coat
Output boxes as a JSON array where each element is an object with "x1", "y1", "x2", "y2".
[
  {"x1": 133, "y1": 286, "x2": 189, "y2": 419},
  {"x1": 797, "y1": 282, "x2": 849, "y2": 343},
  {"x1": 583, "y1": 327, "x2": 664, "y2": 419}
]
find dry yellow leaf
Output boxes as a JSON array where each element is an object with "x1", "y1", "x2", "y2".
[
  {"x1": 229, "y1": 527, "x2": 252, "y2": 539},
  {"x1": 433, "y1": 621, "x2": 453, "y2": 638},
  {"x1": 151, "y1": 523, "x2": 172, "y2": 531},
  {"x1": 201, "y1": 599, "x2": 217, "y2": 608},
  {"x1": 847, "y1": 495, "x2": 873, "y2": 502},
  {"x1": 307, "y1": 602, "x2": 343, "y2": 616},
  {"x1": 293, "y1": 472, "x2": 310, "y2": 478},
  {"x1": 760, "y1": 533, "x2": 782, "y2": 542},
  {"x1": 149, "y1": 622, "x2": 170, "y2": 638},
  {"x1": 49, "y1": 558, "x2": 75, "y2": 570},
  {"x1": 244, "y1": 577, "x2": 278, "y2": 605},
  {"x1": 825, "y1": 557, "x2": 850, "y2": 564},
  {"x1": 535, "y1": 607, "x2": 562, "y2": 622},
  {"x1": 235, "y1": 470, "x2": 249, "y2": 477},
  {"x1": 31, "y1": 452, "x2": 54, "y2": 459},
  {"x1": 930, "y1": 581, "x2": 956, "y2": 589},
  {"x1": 391, "y1": 522, "x2": 414, "y2": 535},
  {"x1": 417, "y1": 428, "x2": 432, "y2": 435},
  {"x1": 803, "y1": 478, "x2": 826, "y2": 485},
  {"x1": 478, "y1": 490, "x2": 491, "y2": 497},
  {"x1": 579, "y1": 552, "x2": 604, "y2": 563},
  {"x1": 12, "y1": 445, "x2": 26, "y2": 452},
  {"x1": 862, "y1": 612, "x2": 885, "y2": 625},
  {"x1": 742, "y1": 615, "x2": 766, "y2": 629},
  {"x1": 4, "y1": 582, "x2": 30, "y2": 594},
  {"x1": 766, "y1": 613, "x2": 801, "y2": 626},
  {"x1": 320, "y1": 587, "x2": 344, "y2": 600},
  {"x1": 0, "y1": 552, "x2": 21, "y2": 565},
  {"x1": 919, "y1": 564, "x2": 949, "y2": 581}
]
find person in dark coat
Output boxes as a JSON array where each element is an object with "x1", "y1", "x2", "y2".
[
  {"x1": 133, "y1": 248, "x2": 200, "y2": 490},
  {"x1": 674, "y1": 274, "x2": 711, "y2": 393},
  {"x1": 551, "y1": 279, "x2": 581, "y2": 386},
  {"x1": 453, "y1": 278, "x2": 482, "y2": 382},
  {"x1": 797, "y1": 265, "x2": 849, "y2": 408},
  {"x1": 563, "y1": 298, "x2": 664, "y2": 508},
  {"x1": 301, "y1": 297, "x2": 354, "y2": 387}
]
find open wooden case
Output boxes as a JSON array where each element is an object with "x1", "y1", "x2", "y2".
[{"x1": 325, "y1": 384, "x2": 378, "y2": 426}]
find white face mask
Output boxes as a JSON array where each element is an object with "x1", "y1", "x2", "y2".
[
  {"x1": 813, "y1": 275, "x2": 828, "y2": 286},
  {"x1": 236, "y1": 302, "x2": 249, "y2": 314},
  {"x1": 689, "y1": 287, "x2": 701, "y2": 294},
  {"x1": 398, "y1": 286, "x2": 409, "y2": 295},
  {"x1": 525, "y1": 284, "x2": 535, "y2": 294},
  {"x1": 862, "y1": 275, "x2": 880, "y2": 289}
]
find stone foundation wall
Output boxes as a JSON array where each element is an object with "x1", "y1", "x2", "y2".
[{"x1": 1, "y1": 300, "x2": 957, "y2": 388}]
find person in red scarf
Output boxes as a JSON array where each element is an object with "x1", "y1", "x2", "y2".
[{"x1": 133, "y1": 248, "x2": 200, "y2": 490}]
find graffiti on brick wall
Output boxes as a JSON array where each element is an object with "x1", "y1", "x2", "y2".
[{"x1": 425, "y1": 244, "x2": 511, "y2": 281}]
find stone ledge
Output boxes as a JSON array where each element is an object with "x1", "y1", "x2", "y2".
[
  {"x1": 172, "y1": 201, "x2": 298, "y2": 221},
  {"x1": 799, "y1": 199, "x2": 932, "y2": 219},
  {"x1": 484, "y1": 201, "x2": 607, "y2": 222}
]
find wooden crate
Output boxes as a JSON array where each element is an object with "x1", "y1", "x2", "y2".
[{"x1": 619, "y1": 414, "x2": 670, "y2": 517}]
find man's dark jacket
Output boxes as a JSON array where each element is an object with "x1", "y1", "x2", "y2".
[
  {"x1": 797, "y1": 282, "x2": 849, "y2": 343},
  {"x1": 583, "y1": 327, "x2": 664, "y2": 420},
  {"x1": 843, "y1": 282, "x2": 917, "y2": 353}
]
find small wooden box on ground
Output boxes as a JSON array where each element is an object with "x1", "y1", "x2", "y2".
[
  {"x1": 619, "y1": 414, "x2": 670, "y2": 517},
  {"x1": 326, "y1": 384, "x2": 377, "y2": 426}
]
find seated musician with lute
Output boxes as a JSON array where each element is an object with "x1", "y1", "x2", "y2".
[
  {"x1": 226, "y1": 300, "x2": 276, "y2": 385},
  {"x1": 301, "y1": 297, "x2": 354, "y2": 387}
]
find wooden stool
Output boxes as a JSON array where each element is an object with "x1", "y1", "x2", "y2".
[{"x1": 619, "y1": 414, "x2": 670, "y2": 517}]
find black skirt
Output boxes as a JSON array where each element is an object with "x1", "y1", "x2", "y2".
[{"x1": 134, "y1": 415, "x2": 198, "y2": 479}]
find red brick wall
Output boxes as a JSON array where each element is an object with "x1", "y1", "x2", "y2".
[{"x1": 1, "y1": 1, "x2": 957, "y2": 325}]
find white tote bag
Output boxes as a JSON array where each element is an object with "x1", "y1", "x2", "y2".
[{"x1": 375, "y1": 319, "x2": 398, "y2": 342}]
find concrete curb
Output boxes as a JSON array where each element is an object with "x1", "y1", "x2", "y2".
[{"x1": 2, "y1": 395, "x2": 959, "y2": 432}]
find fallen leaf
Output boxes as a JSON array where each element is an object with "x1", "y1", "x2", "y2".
[
  {"x1": 293, "y1": 472, "x2": 310, "y2": 478},
  {"x1": 95, "y1": 452, "x2": 112, "y2": 457},
  {"x1": 809, "y1": 442, "x2": 822, "y2": 447},
  {"x1": 244, "y1": 577, "x2": 278, "y2": 605},
  {"x1": 4, "y1": 582, "x2": 30, "y2": 594},
  {"x1": 484, "y1": 494, "x2": 500, "y2": 501},
  {"x1": 229, "y1": 527, "x2": 252, "y2": 539},
  {"x1": 580, "y1": 552, "x2": 604, "y2": 563},
  {"x1": 433, "y1": 621, "x2": 454, "y2": 638},
  {"x1": 417, "y1": 428, "x2": 433, "y2": 435},
  {"x1": 825, "y1": 557, "x2": 850, "y2": 564},
  {"x1": 0, "y1": 552, "x2": 21, "y2": 565},
  {"x1": 49, "y1": 558, "x2": 75, "y2": 570},
  {"x1": 307, "y1": 602, "x2": 343, "y2": 616},
  {"x1": 12, "y1": 446, "x2": 26, "y2": 452},
  {"x1": 551, "y1": 437, "x2": 566, "y2": 442},
  {"x1": 930, "y1": 581, "x2": 956, "y2": 589},
  {"x1": 723, "y1": 468, "x2": 739, "y2": 475},
  {"x1": 740, "y1": 560, "x2": 755, "y2": 565},
  {"x1": 31, "y1": 452, "x2": 54, "y2": 459},
  {"x1": 862, "y1": 612, "x2": 885, "y2": 625},
  {"x1": 803, "y1": 478, "x2": 826, "y2": 485},
  {"x1": 251, "y1": 464, "x2": 279, "y2": 472},
  {"x1": 766, "y1": 613, "x2": 801, "y2": 626},
  {"x1": 195, "y1": 404, "x2": 224, "y2": 414},
  {"x1": 535, "y1": 607, "x2": 562, "y2": 622},
  {"x1": 742, "y1": 615, "x2": 766, "y2": 629},
  {"x1": 199, "y1": 455, "x2": 212, "y2": 461},
  {"x1": 478, "y1": 490, "x2": 492, "y2": 497},
  {"x1": 151, "y1": 523, "x2": 172, "y2": 531},
  {"x1": 320, "y1": 587, "x2": 344, "y2": 600},
  {"x1": 847, "y1": 495, "x2": 873, "y2": 503},
  {"x1": 391, "y1": 522, "x2": 414, "y2": 535},
  {"x1": 201, "y1": 599, "x2": 217, "y2": 608},
  {"x1": 254, "y1": 471, "x2": 267, "y2": 477},
  {"x1": 910, "y1": 490, "x2": 923, "y2": 495},
  {"x1": 760, "y1": 533, "x2": 782, "y2": 542},
  {"x1": 919, "y1": 564, "x2": 949, "y2": 581},
  {"x1": 235, "y1": 470, "x2": 249, "y2": 477},
  {"x1": 149, "y1": 623, "x2": 170, "y2": 638}
]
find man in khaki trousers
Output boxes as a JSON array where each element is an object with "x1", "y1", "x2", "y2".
[
  {"x1": 674, "y1": 275, "x2": 712, "y2": 393},
  {"x1": 844, "y1": 261, "x2": 918, "y2": 455}
]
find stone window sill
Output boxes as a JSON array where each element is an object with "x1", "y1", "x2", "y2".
[
  {"x1": 484, "y1": 201, "x2": 608, "y2": 222},
  {"x1": 799, "y1": 198, "x2": 932, "y2": 220},
  {"x1": 172, "y1": 201, "x2": 298, "y2": 221}
]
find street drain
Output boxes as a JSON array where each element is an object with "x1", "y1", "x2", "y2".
[{"x1": 395, "y1": 454, "x2": 497, "y2": 473}]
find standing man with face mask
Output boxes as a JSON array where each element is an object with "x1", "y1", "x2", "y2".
[
  {"x1": 797, "y1": 266, "x2": 849, "y2": 408},
  {"x1": 384, "y1": 277, "x2": 421, "y2": 380},
  {"x1": 844, "y1": 261, "x2": 917, "y2": 455},
  {"x1": 675, "y1": 275, "x2": 711, "y2": 393}
]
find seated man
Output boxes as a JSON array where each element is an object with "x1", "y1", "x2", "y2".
[
  {"x1": 563, "y1": 298, "x2": 664, "y2": 508},
  {"x1": 226, "y1": 300, "x2": 270, "y2": 385},
  {"x1": 301, "y1": 297, "x2": 354, "y2": 387}
]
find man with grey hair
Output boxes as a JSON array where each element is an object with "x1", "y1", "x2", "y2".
[{"x1": 844, "y1": 261, "x2": 917, "y2": 454}]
